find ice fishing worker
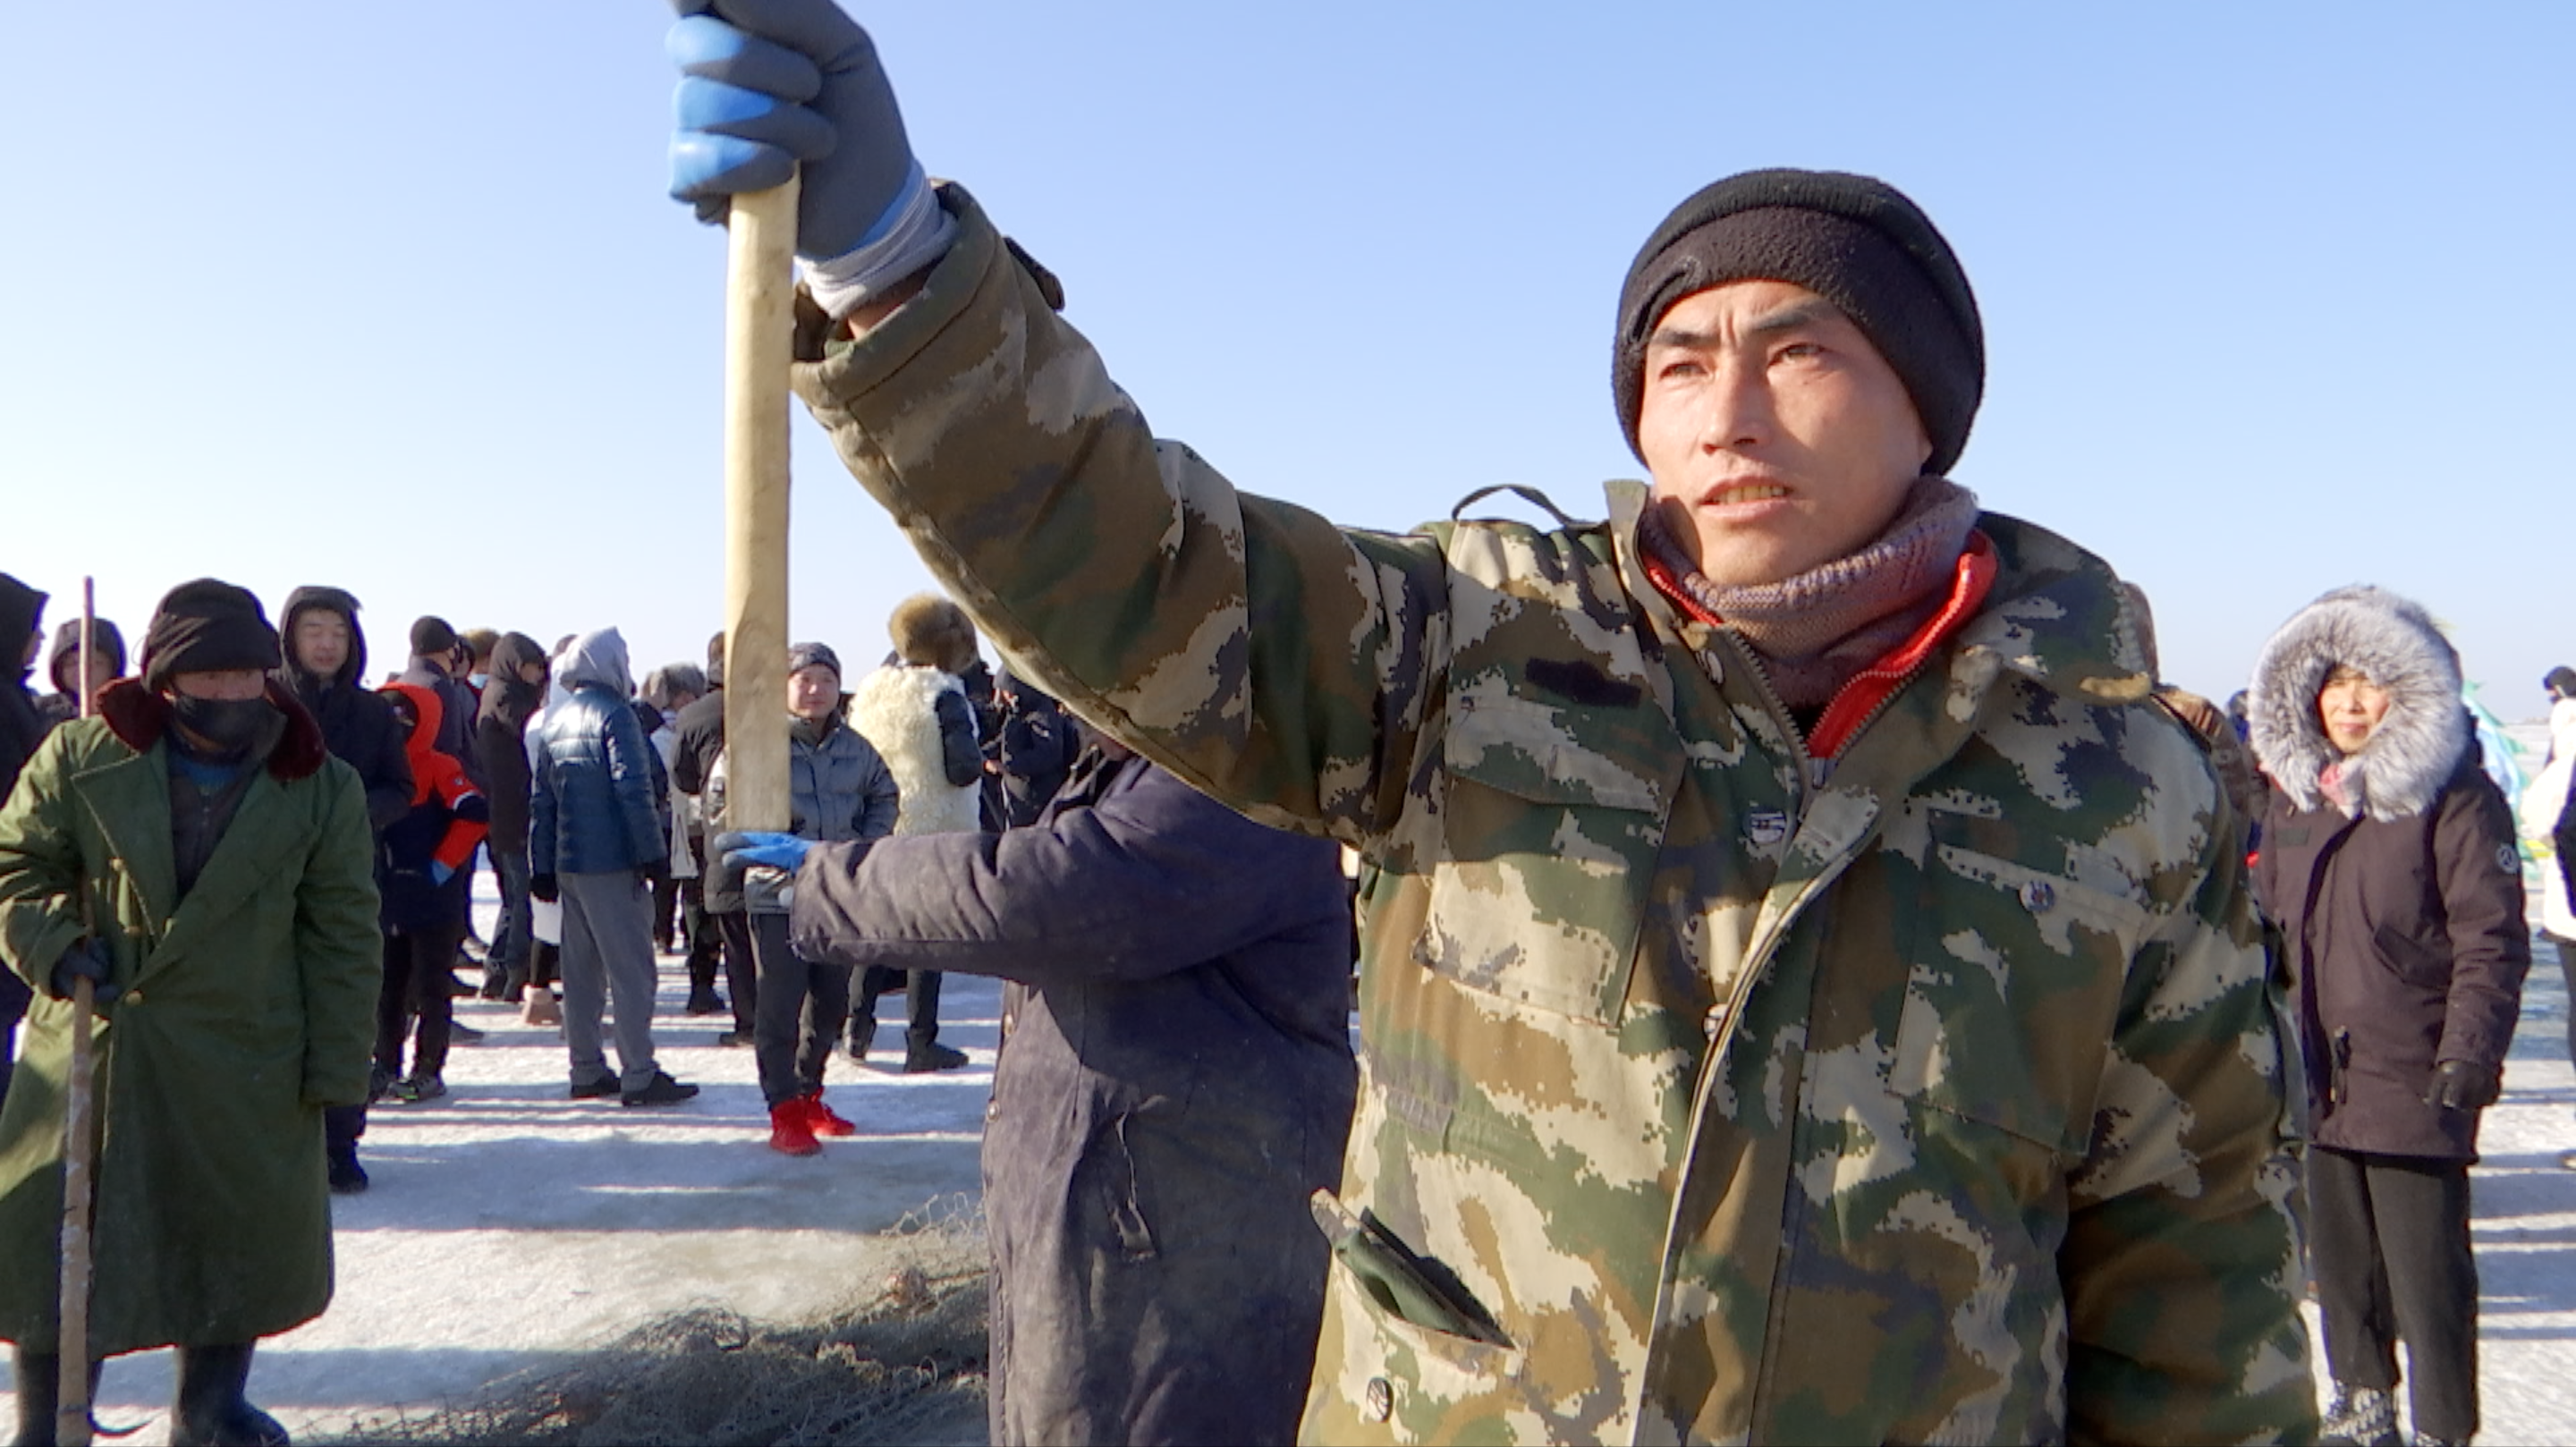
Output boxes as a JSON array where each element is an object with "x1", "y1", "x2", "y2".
[
  {"x1": 0, "y1": 579, "x2": 379, "y2": 1446},
  {"x1": 727, "y1": 730, "x2": 1355, "y2": 1445},
  {"x1": 2250, "y1": 588, "x2": 2526, "y2": 1447},
  {"x1": 664, "y1": 5, "x2": 2312, "y2": 1439}
]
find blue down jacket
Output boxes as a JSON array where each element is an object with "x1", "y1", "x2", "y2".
[
  {"x1": 791, "y1": 749, "x2": 1356, "y2": 1446},
  {"x1": 529, "y1": 630, "x2": 664, "y2": 876}
]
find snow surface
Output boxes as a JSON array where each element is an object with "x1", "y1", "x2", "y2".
[{"x1": 4, "y1": 881, "x2": 2575, "y2": 1443}]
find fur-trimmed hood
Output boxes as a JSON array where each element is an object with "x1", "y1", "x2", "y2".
[{"x1": 2249, "y1": 585, "x2": 2465, "y2": 821}]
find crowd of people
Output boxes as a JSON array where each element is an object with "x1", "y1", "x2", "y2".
[{"x1": 0, "y1": 4, "x2": 2567, "y2": 1443}]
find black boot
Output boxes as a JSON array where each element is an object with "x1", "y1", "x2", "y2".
[
  {"x1": 171, "y1": 1341, "x2": 288, "y2": 1447},
  {"x1": 13, "y1": 1348, "x2": 101, "y2": 1447}
]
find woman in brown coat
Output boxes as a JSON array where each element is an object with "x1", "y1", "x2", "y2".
[{"x1": 2250, "y1": 586, "x2": 2528, "y2": 1447}]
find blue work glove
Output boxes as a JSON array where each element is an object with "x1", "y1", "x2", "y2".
[
  {"x1": 47, "y1": 938, "x2": 122, "y2": 1007},
  {"x1": 714, "y1": 831, "x2": 813, "y2": 874},
  {"x1": 429, "y1": 860, "x2": 456, "y2": 886},
  {"x1": 667, "y1": 0, "x2": 953, "y2": 313}
]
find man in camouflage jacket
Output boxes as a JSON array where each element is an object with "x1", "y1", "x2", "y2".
[{"x1": 665, "y1": 8, "x2": 2312, "y2": 1441}]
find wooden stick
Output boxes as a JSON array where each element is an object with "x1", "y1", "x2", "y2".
[
  {"x1": 56, "y1": 579, "x2": 98, "y2": 1447},
  {"x1": 721, "y1": 178, "x2": 800, "y2": 836}
]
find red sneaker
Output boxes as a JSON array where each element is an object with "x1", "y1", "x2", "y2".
[
  {"x1": 805, "y1": 1090, "x2": 857, "y2": 1138},
  {"x1": 767, "y1": 1099, "x2": 821, "y2": 1157}
]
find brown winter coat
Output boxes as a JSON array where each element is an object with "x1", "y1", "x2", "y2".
[{"x1": 0, "y1": 680, "x2": 380, "y2": 1352}]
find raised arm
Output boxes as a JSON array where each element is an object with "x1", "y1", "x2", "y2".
[{"x1": 666, "y1": 1, "x2": 1453, "y2": 845}]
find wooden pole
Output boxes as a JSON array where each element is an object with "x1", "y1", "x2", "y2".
[
  {"x1": 55, "y1": 579, "x2": 98, "y2": 1447},
  {"x1": 721, "y1": 178, "x2": 800, "y2": 836}
]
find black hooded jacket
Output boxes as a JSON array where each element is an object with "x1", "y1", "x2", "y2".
[
  {"x1": 276, "y1": 587, "x2": 412, "y2": 835},
  {"x1": 0, "y1": 575, "x2": 48, "y2": 803},
  {"x1": 474, "y1": 631, "x2": 547, "y2": 857}
]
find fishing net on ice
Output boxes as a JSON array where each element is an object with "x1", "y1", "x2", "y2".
[{"x1": 346, "y1": 1197, "x2": 990, "y2": 1446}]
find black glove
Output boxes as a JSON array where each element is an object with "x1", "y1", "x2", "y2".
[
  {"x1": 636, "y1": 859, "x2": 671, "y2": 890},
  {"x1": 2423, "y1": 1059, "x2": 2501, "y2": 1111},
  {"x1": 47, "y1": 938, "x2": 121, "y2": 1007},
  {"x1": 530, "y1": 872, "x2": 561, "y2": 904}
]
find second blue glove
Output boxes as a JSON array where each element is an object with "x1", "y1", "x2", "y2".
[{"x1": 714, "y1": 830, "x2": 814, "y2": 874}]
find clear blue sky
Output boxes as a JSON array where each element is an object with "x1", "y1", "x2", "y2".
[{"x1": 6, "y1": 2, "x2": 2569, "y2": 715}]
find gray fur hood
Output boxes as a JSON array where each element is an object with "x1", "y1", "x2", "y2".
[{"x1": 2249, "y1": 585, "x2": 2465, "y2": 821}]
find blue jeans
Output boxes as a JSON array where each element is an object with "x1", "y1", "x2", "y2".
[{"x1": 489, "y1": 848, "x2": 533, "y2": 986}]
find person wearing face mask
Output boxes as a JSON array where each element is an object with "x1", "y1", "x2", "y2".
[
  {"x1": 2250, "y1": 588, "x2": 2529, "y2": 1447},
  {"x1": 0, "y1": 578, "x2": 379, "y2": 1446}
]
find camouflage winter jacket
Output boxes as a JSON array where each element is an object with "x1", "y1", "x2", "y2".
[{"x1": 792, "y1": 187, "x2": 2314, "y2": 1445}]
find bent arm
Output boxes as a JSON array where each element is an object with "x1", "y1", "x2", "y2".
[
  {"x1": 0, "y1": 730, "x2": 88, "y2": 988},
  {"x1": 2061, "y1": 835, "x2": 2316, "y2": 1443},
  {"x1": 794, "y1": 186, "x2": 1450, "y2": 847},
  {"x1": 792, "y1": 765, "x2": 1336, "y2": 979},
  {"x1": 2433, "y1": 777, "x2": 2529, "y2": 1068}
]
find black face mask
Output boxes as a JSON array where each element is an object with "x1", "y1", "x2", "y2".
[{"x1": 169, "y1": 694, "x2": 278, "y2": 757}]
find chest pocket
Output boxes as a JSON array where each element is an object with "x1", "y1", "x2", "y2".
[
  {"x1": 1414, "y1": 695, "x2": 1673, "y2": 1024},
  {"x1": 1888, "y1": 808, "x2": 2146, "y2": 1155}
]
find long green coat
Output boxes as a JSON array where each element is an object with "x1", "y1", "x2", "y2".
[{"x1": 0, "y1": 681, "x2": 378, "y2": 1354}]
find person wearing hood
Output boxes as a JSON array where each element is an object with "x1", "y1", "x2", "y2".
[
  {"x1": 35, "y1": 616, "x2": 125, "y2": 732},
  {"x1": 530, "y1": 628, "x2": 696, "y2": 1109},
  {"x1": 277, "y1": 586, "x2": 412, "y2": 1192},
  {"x1": 2250, "y1": 586, "x2": 2529, "y2": 1447},
  {"x1": 0, "y1": 575, "x2": 47, "y2": 1115},
  {"x1": 0, "y1": 576, "x2": 46, "y2": 808},
  {"x1": 373, "y1": 682, "x2": 489, "y2": 1107},
  {"x1": 0, "y1": 578, "x2": 378, "y2": 1446},
  {"x1": 473, "y1": 633, "x2": 549, "y2": 1003}
]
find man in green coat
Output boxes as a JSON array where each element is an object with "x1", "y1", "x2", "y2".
[
  {"x1": 665, "y1": 8, "x2": 2313, "y2": 1441},
  {"x1": 0, "y1": 580, "x2": 379, "y2": 1446}
]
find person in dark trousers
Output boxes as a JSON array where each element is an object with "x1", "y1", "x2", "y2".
[
  {"x1": 398, "y1": 615, "x2": 482, "y2": 783},
  {"x1": 373, "y1": 682, "x2": 489, "y2": 1105},
  {"x1": 34, "y1": 616, "x2": 125, "y2": 731},
  {"x1": 712, "y1": 643, "x2": 897, "y2": 1155},
  {"x1": 0, "y1": 579, "x2": 379, "y2": 1447},
  {"x1": 530, "y1": 628, "x2": 696, "y2": 1108},
  {"x1": 276, "y1": 585, "x2": 413, "y2": 1192},
  {"x1": 474, "y1": 632, "x2": 548, "y2": 1001},
  {"x1": 2250, "y1": 587, "x2": 2529, "y2": 1447},
  {"x1": 733, "y1": 739, "x2": 1356, "y2": 1445},
  {"x1": 669, "y1": 632, "x2": 752, "y2": 1039},
  {"x1": 0, "y1": 575, "x2": 47, "y2": 1115},
  {"x1": 844, "y1": 596, "x2": 984, "y2": 1072}
]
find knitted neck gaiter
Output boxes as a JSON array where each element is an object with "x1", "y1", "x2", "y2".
[{"x1": 1640, "y1": 476, "x2": 1980, "y2": 707}]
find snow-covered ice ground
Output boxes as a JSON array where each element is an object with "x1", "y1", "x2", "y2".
[{"x1": 4, "y1": 887, "x2": 2574, "y2": 1443}]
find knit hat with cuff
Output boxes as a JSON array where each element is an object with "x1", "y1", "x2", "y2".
[{"x1": 1613, "y1": 168, "x2": 1985, "y2": 477}]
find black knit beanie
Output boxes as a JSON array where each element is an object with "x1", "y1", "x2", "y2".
[
  {"x1": 1613, "y1": 168, "x2": 1985, "y2": 477},
  {"x1": 786, "y1": 641, "x2": 843, "y2": 681},
  {"x1": 411, "y1": 615, "x2": 461, "y2": 658},
  {"x1": 140, "y1": 580, "x2": 281, "y2": 690}
]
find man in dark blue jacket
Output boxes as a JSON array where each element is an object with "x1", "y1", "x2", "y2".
[
  {"x1": 530, "y1": 628, "x2": 695, "y2": 1109},
  {"x1": 741, "y1": 740, "x2": 1355, "y2": 1446}
]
